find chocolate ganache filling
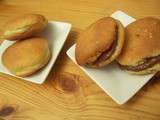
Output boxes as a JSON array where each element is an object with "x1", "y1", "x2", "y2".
[
  {"x1": 119, "y1": 55, "x2": 160, "y2": 71},
  {"x1": 91, "y1": 26, "x2": 118, "y2": 65}
]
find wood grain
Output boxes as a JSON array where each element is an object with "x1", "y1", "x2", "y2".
[{"x1": 0, "y1": 0, "x2": 160, "y2": 120}]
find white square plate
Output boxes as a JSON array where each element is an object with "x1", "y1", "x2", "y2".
[
  {"x1": 66, "y1": 11, "x2": 155, "y2": 104},
  {"x1": 0, "y1": 21, "x2": 71, "y2": 84}
]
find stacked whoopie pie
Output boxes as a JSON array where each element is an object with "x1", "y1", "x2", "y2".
[
  {"x1": 75, "y1": 17, "x2": 160, "y2": 75},
  {"x1": 118, "y1": 17, "x2": 160, "y2": 74},
  {"x1": 0, "y1": 14, "x2": 51, "y2": 77}
]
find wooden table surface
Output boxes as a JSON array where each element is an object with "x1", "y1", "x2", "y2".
[{"x1": 0, "y1": 0, "x2": 160, "y2": 120}]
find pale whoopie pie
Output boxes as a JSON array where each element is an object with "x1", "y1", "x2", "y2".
[
  {"x1": 117, "y1": 17, "x2": 160, "y2": 75},
  {"x1": 0, "y1": 14, "x2": 48, "y2": 41},
  {"x1": 2, "y1": 37, "x2": 51, "y2": 77},
  {"x1": 75, "y1": 17, "x2": 125, "y2": 68}
]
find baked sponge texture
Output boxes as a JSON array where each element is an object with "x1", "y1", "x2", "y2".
[{"x1": 2, "y1": 37, "x2": 51, "y2": 77}]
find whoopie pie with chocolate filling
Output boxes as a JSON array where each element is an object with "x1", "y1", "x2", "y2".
[
  {"x1": 75, "y1": 17, "x2": 125, "y2": 68},
  {"x1": 117, "y1": 17, "x2": 160, "y2": 74}
]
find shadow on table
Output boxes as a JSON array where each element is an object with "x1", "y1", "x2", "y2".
[{"x1": 44, "y1": 28, "x2": 82, "y2": 85}]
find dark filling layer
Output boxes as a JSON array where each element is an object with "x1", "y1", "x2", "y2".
[
  {"x1": 91, "y1": 27, "x2": 118, "y2": 65},
  {"x1": 119, "y1": 55, "x2": 160, "y2": 71}
]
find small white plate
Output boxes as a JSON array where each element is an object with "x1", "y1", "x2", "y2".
[
  {"x1": 0, "y1": 21, "x2": 71, "y2": 84},
  {"x1": 66, "y1": 11, "x2": 155, "y2": 105}
]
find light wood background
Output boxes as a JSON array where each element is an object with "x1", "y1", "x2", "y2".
[{"x1": 0, "y1": 0, "x2": 160, "y2": 120}]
